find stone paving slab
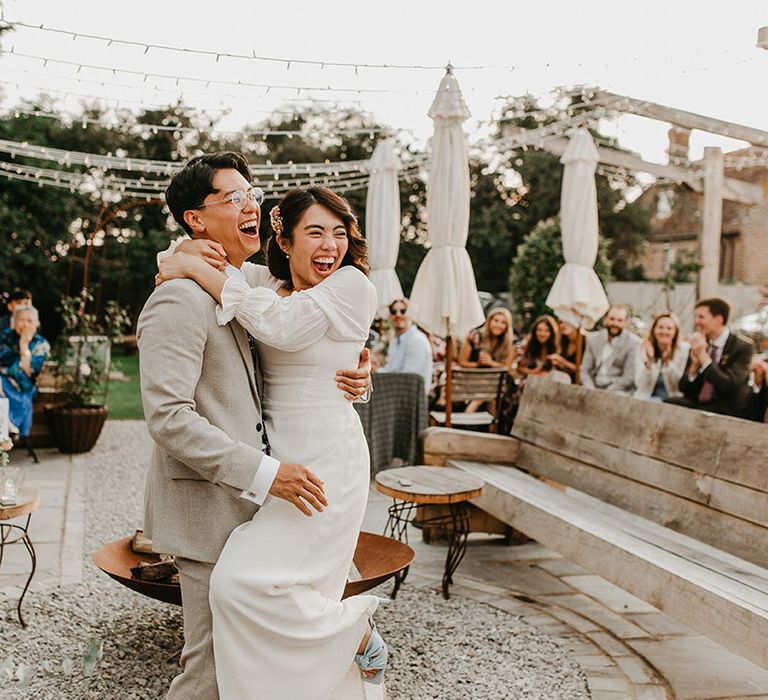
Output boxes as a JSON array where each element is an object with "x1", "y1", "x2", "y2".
[
  {"x1": 635, "y1": 687, "x2": 670, "y2": 700},
  {"x1": 537, "y1": 556, "x2": 592, "y2": 577},
  {"x1": 626, "y1": 635, "x2": 768, "y2": 700},
  {"x1": 460, "y1": 557, "x2": 576, "y2": 595},
  {"x1": 562, "y1": 574, "x2": 660, "y2": 614},
  {"x1": 626, "y1": 610, "x2": 697, "y2": 637},
  {"x1": 539, "y1": 592, "x2": 652, "y2": 639}
]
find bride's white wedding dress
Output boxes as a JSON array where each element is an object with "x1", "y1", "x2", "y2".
[{"x1": 208, "y1": 264, "x2": 384, "y2": 700}]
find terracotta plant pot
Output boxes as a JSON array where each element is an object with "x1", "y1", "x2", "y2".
[{"x1": 45, "y1": 405, "x2": 108, "y2": 454}]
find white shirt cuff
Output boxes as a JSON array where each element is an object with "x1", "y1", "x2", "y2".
[
  {"x1": 216, "y1": 276, "x2": 249, "y2": 325},
  {"x1": 240, "y1": 453, "x2": 280, "y2": 505},
  {"x1": 156, "y1": 235, "x2": 188, "y2": 268},
  {"x1": 698, "y1": 359, "x2": 712, "y2": 374}
]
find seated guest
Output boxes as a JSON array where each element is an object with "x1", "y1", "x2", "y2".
[
  {"x1": 428, "y1": 333, "x2": 447, "y2": 364},
  {"x1": 634, "y1": 312, "x2": 689, "y2": 402},
  {"x1": 458, "y1": 308, "x2": 515, "y2": 370},
  {"x1": 581, "y1": 304, "x2": 640, "y2": 394},
  {"x1": 666, "y1": 297, "x2": 753, "y2": 418},
  {"x1": 457, "y1": 308, "x2": 515, "y2": 413},
  {"x1": 748, "y1": 356, "x2": 767, "y2": 423},
  {"x1": 0, "y1": 305, "x2": 50, "y2": 437},
  {"x1": 517, "y1": 315, "x2": 561, "y2": 379},
  {"x1": 1, "y1": 289, "x2": 33, "y2": 331},
  {"x1": 549, "y1": 318, "x2": 589, "y2": 383},
  {"x1": 376, "y1": 298, "x2": 433, "y2": 394}
]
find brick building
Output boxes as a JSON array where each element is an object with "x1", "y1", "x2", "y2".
[{"x1": 637, "y1": 136, "x2": 768, "y2": 285}]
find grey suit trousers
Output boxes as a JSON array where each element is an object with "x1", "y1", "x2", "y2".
[{"x1": 167, "y1": 558, "x2": 218, "y2": 700}]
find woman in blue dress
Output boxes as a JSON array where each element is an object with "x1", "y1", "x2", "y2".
[{"x1": 0, "y1": 305, "x2": 50, "y2": 436}]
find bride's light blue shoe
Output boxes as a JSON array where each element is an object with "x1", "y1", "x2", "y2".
[{"x1": 355, "y1": 621, "x2": 388, "y2": 685}]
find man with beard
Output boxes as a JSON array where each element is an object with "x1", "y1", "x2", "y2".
[
  {"x1": 580, "y1": 304, "x2": 640, "y2": 394},
  {"x1": 665, "y1": 297, "x2": 753, "y2": 418}
]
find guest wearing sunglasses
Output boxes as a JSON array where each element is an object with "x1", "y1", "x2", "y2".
[{"x1": 375, "y1": 298, "x2": 433, "y2": 393}]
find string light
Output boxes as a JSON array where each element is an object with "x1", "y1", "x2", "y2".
[
  {"x1": 5, "y1": 106, "x2": 405, "y2": 140},
  {"x1": 0, "y1": 137, "x2": 427, "y2": 176},
  {"x1": 0, "y1": 18, "x2": 486, "y2": 72},
  {"x1": 723, "y1": 150, "x2": 768, "y2": 169},
  {"x1": 0, "y1": 160, "x2": 426, "y2": 200},
  {"x1": 0, "y1": 48, "x2": 417, "y2": 95},
  {"x1": 0, "y1": 68, "x2": 379, "y2": 108},
  {"x1": 0, "y1": 17, "x2": 754, "y2": 76},
  {"x1": 0, "y1": 77, "x2": 232, "y2": 114}
]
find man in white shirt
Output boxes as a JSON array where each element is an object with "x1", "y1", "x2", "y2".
[
  {"x1": 667, "y1": 296, "x2": 753, "y2": 418},
  {"x1": 377, "y1": 298, "x2": 433, "y2": 393}
]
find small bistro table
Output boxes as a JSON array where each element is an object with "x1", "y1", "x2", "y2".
[
  {"x1": 0, "y1": 485, "x2": 40, "y2": 627},
  {"x1": 374, "y1": 465, "x2": 484, "y2": 599}
]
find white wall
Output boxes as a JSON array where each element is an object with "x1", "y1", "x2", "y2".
[{"x1": 606, "y1": 281, "x2": 761, "y2": 333}]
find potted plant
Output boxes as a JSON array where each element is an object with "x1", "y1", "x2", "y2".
[{"x1": 45, "y1": 293, "x2": 130, "y2": 454}]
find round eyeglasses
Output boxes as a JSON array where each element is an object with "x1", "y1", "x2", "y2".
[{"x1": 195, "y1": 187, "x2": 265, "y2": 211}]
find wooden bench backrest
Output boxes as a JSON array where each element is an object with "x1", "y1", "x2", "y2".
[
  {"x1": 512, "y1": 377, "x2": 768, "y2": 567},
  {"x1": 449, "y1": 368, "x2": 507, "y2": 403}
]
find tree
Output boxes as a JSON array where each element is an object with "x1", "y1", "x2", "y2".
[
  {"x1": 490, "y1": 95, "x2": 652, "y2": 282},
  {"x1": 466, "y1": 159, "x2": 523, "y2": 293},
  {"x1": 509, "y1": 217, "x2": 612, "y2": 333},
  {"x1": 0, "y1": 100, "x2": 209, "y2": 332},
  {"x1": 0, "y1": 98, "x2": 430, "y2": 334}
]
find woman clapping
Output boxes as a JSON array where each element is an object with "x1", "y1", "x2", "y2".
[{"x1": 633, "y1": 312, "x2": 689, "y2": 402}]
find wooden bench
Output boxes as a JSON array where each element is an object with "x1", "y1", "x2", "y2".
[{"x1": 421, "y1": 376, "x2": 768, "y2": 670}]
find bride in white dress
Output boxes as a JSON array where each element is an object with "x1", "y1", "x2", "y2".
[{"x1": 159, "y1": 187, "x2": 387, "y2": 700}]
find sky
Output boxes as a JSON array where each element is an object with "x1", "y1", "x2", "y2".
[{"x1": 0, "y1": 0, "x2": 766, "y2": 165}]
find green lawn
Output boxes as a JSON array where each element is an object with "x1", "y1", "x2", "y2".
[{"x1": 107, "y1": 351, "x2": 144, "y2": 420}]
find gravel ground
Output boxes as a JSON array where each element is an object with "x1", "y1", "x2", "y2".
[{"x1": 0, "y1": 421, "x2": 589, "y2": 699}]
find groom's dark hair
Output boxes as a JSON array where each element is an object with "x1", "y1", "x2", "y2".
[{"x1": 166, "y1": 152, "x2": 253, "y2": 236}]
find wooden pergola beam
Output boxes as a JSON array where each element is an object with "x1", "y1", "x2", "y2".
[
  {"x1": 589, "y1": 90, "x2": 768, "y2": 147},
  {"x1": 536, "y1": 135, "x2": 763, "y2": 206}
]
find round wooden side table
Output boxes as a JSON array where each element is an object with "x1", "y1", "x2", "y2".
[
  {"x1": 0, "y1": 485, "x2": 40, "y2": 627},
  {"x1": 374, "y1": 466, "x2": 483, "y2": 599}
]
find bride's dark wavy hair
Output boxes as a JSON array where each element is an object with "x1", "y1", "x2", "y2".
[{"x1": 266, "y1": 187, "x2": 369, "y2": 288}]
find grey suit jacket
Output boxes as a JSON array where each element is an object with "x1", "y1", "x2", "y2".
[
  {"x1": 137, "y1": 279, "x2": 267, "y2": 564},
  {"x1": 581, "y1": 328, "x2": 641, "y2": 394}
]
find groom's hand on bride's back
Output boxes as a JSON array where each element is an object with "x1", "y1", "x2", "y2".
[{"x1": 270, "y1": 463, "x2": 328, "y2": 517}]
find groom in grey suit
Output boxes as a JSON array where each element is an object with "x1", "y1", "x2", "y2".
[
  {"x1": 580, "y1": 304, "x2": 640, "y2": 394},
  {"x1": 138, "y1": 152, "x2": 369, "y2": 699}
]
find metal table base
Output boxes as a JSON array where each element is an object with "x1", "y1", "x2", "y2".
[
  {"x1": 0, "y1": 513, "x2": 37, "y2": 627},
  {"x1": 384, "y1": 499, "x2": 471, "y2": 599}
]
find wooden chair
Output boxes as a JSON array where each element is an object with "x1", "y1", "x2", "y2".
[
  {"x1": 430, "y1": 367, "x2": 507, "y2": 431},
  {"x1": 491, "y1": 372, "x2": 520, "y2": 435}
]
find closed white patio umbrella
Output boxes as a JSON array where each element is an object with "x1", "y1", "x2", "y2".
[
  {"x1": 545, "y1": 128, "x2": 609, "y2": 381},
  {"x1": 408, "y1": 66, "x2": 484, "y2": 425},
  {"x1": 366, "y1": 137, "x2": 404, "y2": 317}
]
